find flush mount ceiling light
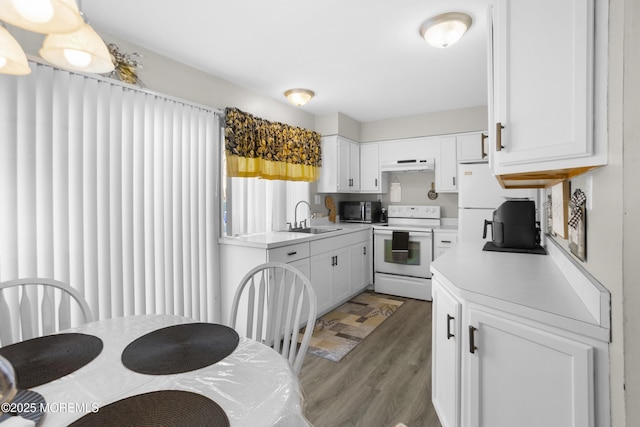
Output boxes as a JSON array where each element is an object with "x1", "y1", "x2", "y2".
[
  {"x1": 0, "y1": 0, "x2": 83, "y2": 34},
  {"x1": 420, "y1": 12, "x2": 473, "y2": 48},
  {"x1": 284, "y1": 89, "x2": 314, "y2": 107}
]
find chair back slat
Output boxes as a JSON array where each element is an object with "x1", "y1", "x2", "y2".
[
  {"x1": 229, "y1": 262, "x2": 317, "y2": 375},
  {"x1": 270, "y1": 270, "x2": 288, "y2": 353},
  {"x1": 0, "y1": 278, "x2": 93, "y2": 346},
  {"x1": 58, "y1": 291, "x2": 71, "y2": 331},
  {"x1": 0, "y1": 292, "x2": 12, "y2": 344},
  {"x1": 256, "y1": 272, "x2": 267, "y2": 342},
  {"x1": 246, "y1": 278, "x2": 256, "y2": 339},
  {"x1": 41, "y1": 287, "x2": 55, "y2": 336},
  {"x1": 19, "y1": 289, "x2": 35, "y2": 341},
  {"x1": 288, "y1": 286, "x2": 305, "y2": 366},
  {"x1": 281, "y1": 277, "x2": 297, "y2": 361}
]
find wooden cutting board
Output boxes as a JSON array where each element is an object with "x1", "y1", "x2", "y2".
[{"x1": 325, "y1": 196, "x2": 337, "y2": 223}]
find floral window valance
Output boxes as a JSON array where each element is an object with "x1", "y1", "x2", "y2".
[{"x1": 224, "y1": 107, "x2": 322, "y2": 182}]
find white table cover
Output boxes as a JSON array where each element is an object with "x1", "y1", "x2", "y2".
[{"x1": 24, "y1": 315, "x2": 311, "y2": 426}]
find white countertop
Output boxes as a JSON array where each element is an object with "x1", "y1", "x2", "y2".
[
  {"x1": 219, "y1": 222, "x2": 373, "y2": 249},
  {"x1": 431, "y1": 240, "x2": 609, "y2": 341}
]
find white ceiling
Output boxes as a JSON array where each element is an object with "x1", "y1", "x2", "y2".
[{"x1": 83, "y1": 0, "x2": 489, "y2": 123}]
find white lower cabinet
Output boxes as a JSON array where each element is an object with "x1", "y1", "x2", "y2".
[
  {"x1": 432, "y1": 280, "x2": 462, "y2": 427},
  {"x1": 432, "y1": 276, "x2": 602, "y2": 427},
  {"x1": 465, "y1": 307, "x2": 594, "y2": 427},
  {"x1": 309, "y1": 229, "x2": 372, "y2": 316},
  {"x1": 350, "y1": 239, "x2": 371, "y2": 295},
  {"x1": 310, "y1": 246, "x2": 350, "y2": 314},
  {"x1": 221, "y1": 228, "x2": 375, "y2": 328},
  {"x1": 434, "y1": 230, "x2": 458, "y2": 260}
]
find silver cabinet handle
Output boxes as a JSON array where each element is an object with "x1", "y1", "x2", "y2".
[{"x1": 287, "y1": 251, "x2": 297, "y2": 256}]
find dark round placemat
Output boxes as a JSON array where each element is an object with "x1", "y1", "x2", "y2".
[
  {"x1": 0, "y1": 333, "x2": 103, "y2": 389},
  {"x1": 68, "y1": 390, "x2": 229, "y2": 427},
  {"x1": 121, "y1": 323, "x2": 239, "y2": 375}
]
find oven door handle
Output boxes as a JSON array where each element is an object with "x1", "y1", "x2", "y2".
[{"x1": 374, "y1": 230, "x2": 432, "y2": 237}]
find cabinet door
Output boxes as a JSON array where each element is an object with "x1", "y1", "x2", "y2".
[
  {"x1": 490, "y1": 0, "x2": 595, "y2": 174},
  {"x1": 349, "y1": 242, "x2": 369, "y2": 294},
  {"x1": 349, "y1": 141, "x2": 360, "y2": 191},
  {"x1": 436, "y1": 136, "x2": 457, "y2": 193},
  {"x1": 309, "y1": 252, "x2": 334, "y2": 315},
  {"x1": 332, "y1": 246, "x2": 351, "y2": 303},
  {"x1": 317, "y1": 136, "x2": 338, "y2": 193},
  {"x1": 457, "y1": 133, "x2": 488, "y2": 164},
  {"x1": 432, "y1": 278, "x2": 462, "y2": 427},
  {"x1": 360, "y1": 143, "x2": 380, "y2": 192},
  {"x1": 336, "y1": 138, "x2": 352, "y2": 192},
  {"x1": 465, "y1": 308, "x2": 594, "y2": 427}
]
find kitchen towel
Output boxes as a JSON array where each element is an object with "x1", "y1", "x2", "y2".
[{"x1": 391, "y1": 231, "x2": 409, "y2": 263}]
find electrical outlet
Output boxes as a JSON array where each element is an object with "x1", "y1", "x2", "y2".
[
  {"x1": 376, "y1": 195, "x2": 382, "y2": 202},
  {"x1": 314, "y1": 195, "x2": 321, "y2": 205}
]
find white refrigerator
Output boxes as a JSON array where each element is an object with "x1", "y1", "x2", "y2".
[{"x1": 457, "y1": 163, "x2": 538, "y2": 241}]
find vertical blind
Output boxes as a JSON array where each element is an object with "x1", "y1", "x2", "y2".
[{"x1": 0, "y1": 62, "x2": 221, "y2": 330}]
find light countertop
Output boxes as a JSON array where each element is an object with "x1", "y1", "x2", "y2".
[
  {"x1": 219, "y1": 222, "x2": 373, "y2": 249},
  {"x1": 431, "y1": 240, "x2": 609, "y2": 341}
]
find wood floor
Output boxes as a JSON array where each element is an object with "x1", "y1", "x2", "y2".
[{"x1": 299, "y1": 293, "x2": 443, "y2": 427}]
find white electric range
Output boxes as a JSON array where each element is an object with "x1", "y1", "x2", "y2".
[{"x1": 372, "y1": 205, "x2": 441, "y2": 300}]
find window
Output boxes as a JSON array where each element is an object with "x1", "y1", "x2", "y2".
[{"x1": 222, "y1": 156, "x2": 310, "y2": 236}]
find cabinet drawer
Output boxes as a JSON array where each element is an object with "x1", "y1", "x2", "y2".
[
  {"x1": 268, "y1": 242, "x2": 310, "y2": 263},
  {"x1": 435, "y1": 233, "x2": 458, "y2": 248},
  {"x1": 310, "y1": 229, "x2": 371, "y2": 255}
]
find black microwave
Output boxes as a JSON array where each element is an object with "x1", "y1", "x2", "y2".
[{"x1": 339, "y1": 201, "x2": 382, "y2": 223}]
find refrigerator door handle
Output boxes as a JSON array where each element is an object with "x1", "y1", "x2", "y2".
[{"x1": 483, "y1": 220, "x2": 493, "y2": 240}]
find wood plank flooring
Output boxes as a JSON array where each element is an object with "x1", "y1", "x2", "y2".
[{"x1": 299, "y1": 294, "x2": 443, "y2": 427}]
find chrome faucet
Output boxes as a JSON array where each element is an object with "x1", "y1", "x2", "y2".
[{"x1": 294, "y1": 200, "x2": 311, "y2": 229}]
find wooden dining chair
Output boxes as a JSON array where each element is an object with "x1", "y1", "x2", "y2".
[
  {"x1": 229, "y1": 262, "x2": 317, "y2": 375},
  {"x1": 0, "y1": 278, "x2": 93, "y2": 346}
]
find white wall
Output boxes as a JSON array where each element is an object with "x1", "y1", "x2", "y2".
[
  {"x1": 360, "y1": 106, "x2": 487, "y2": 142},
  {"x1": 622, "y1": 0, "x2": 640, "y2": 423},
  {"x1": 11, "y1": 27, "x2": 316, "y2": 131}
]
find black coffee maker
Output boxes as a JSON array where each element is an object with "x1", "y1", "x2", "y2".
[{"x1": 483, "y1": 200, "x2": 543, "y2": 253}]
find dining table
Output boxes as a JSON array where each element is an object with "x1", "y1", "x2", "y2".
[{"x1": 0, "y1": 314, "x2": 312, "y2": 426}]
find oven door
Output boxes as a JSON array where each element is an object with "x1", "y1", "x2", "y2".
[{"x1": 374, "y1": 229, "x2": 432, "y2": 278}]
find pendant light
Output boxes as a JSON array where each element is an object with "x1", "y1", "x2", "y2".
[
  {"x1": 0, "y1": 24, "x2": 30, "y2": 74},
  {"x1": 0, "y1": 0, "x2": 83, "y2": 34},
  {"x1": 39, "y1": 14, "x2": 114, "y2": 73},
  {"x1": 284, "y1": 89, "x2": 314, "y2": 107},
  {"x1": 420, "y1": 12, "x2": 473, "y2": 48}
]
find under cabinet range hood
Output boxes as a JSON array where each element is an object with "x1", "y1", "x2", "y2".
[{"x1": 381, "y1": 158, "x2": 435, "y2": 172}]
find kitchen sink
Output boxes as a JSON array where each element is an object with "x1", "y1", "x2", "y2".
[{"x1": 289, "y1": 227, "x2": 341, "y2": 234}]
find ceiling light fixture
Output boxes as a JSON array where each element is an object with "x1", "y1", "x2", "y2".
[
  {"x1": 0, "y1": 0, "x2": 83, "y2": 34},
  {"x1": 0, "y1": 24, "x2": 30, "y2": 75},
  {"x1": 284, "y1": 88, "x2": 314, "y2": 107},
  {"x1": 420, "y1": 12, "x2": 473, "y2": 48},
  {"x1": 40, "y1": 18, "x2": 114, "y2": 73}
]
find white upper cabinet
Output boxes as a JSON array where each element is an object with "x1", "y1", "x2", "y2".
[
  {"x1": 457, "y1": 132, "x2": 488, "y2": 164},
  {"x1": 318, "y1": 135, "x2": 360, "y2": 193},
  {"x1": 488, "y1": 0, "x2": 608, "y2": 185},
  {"x1": 436, "y1": 136, "x2": 457, "y2": 193},
  {"x1": 360, "y1": 143, "x2": 387, "y2": 193}
]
